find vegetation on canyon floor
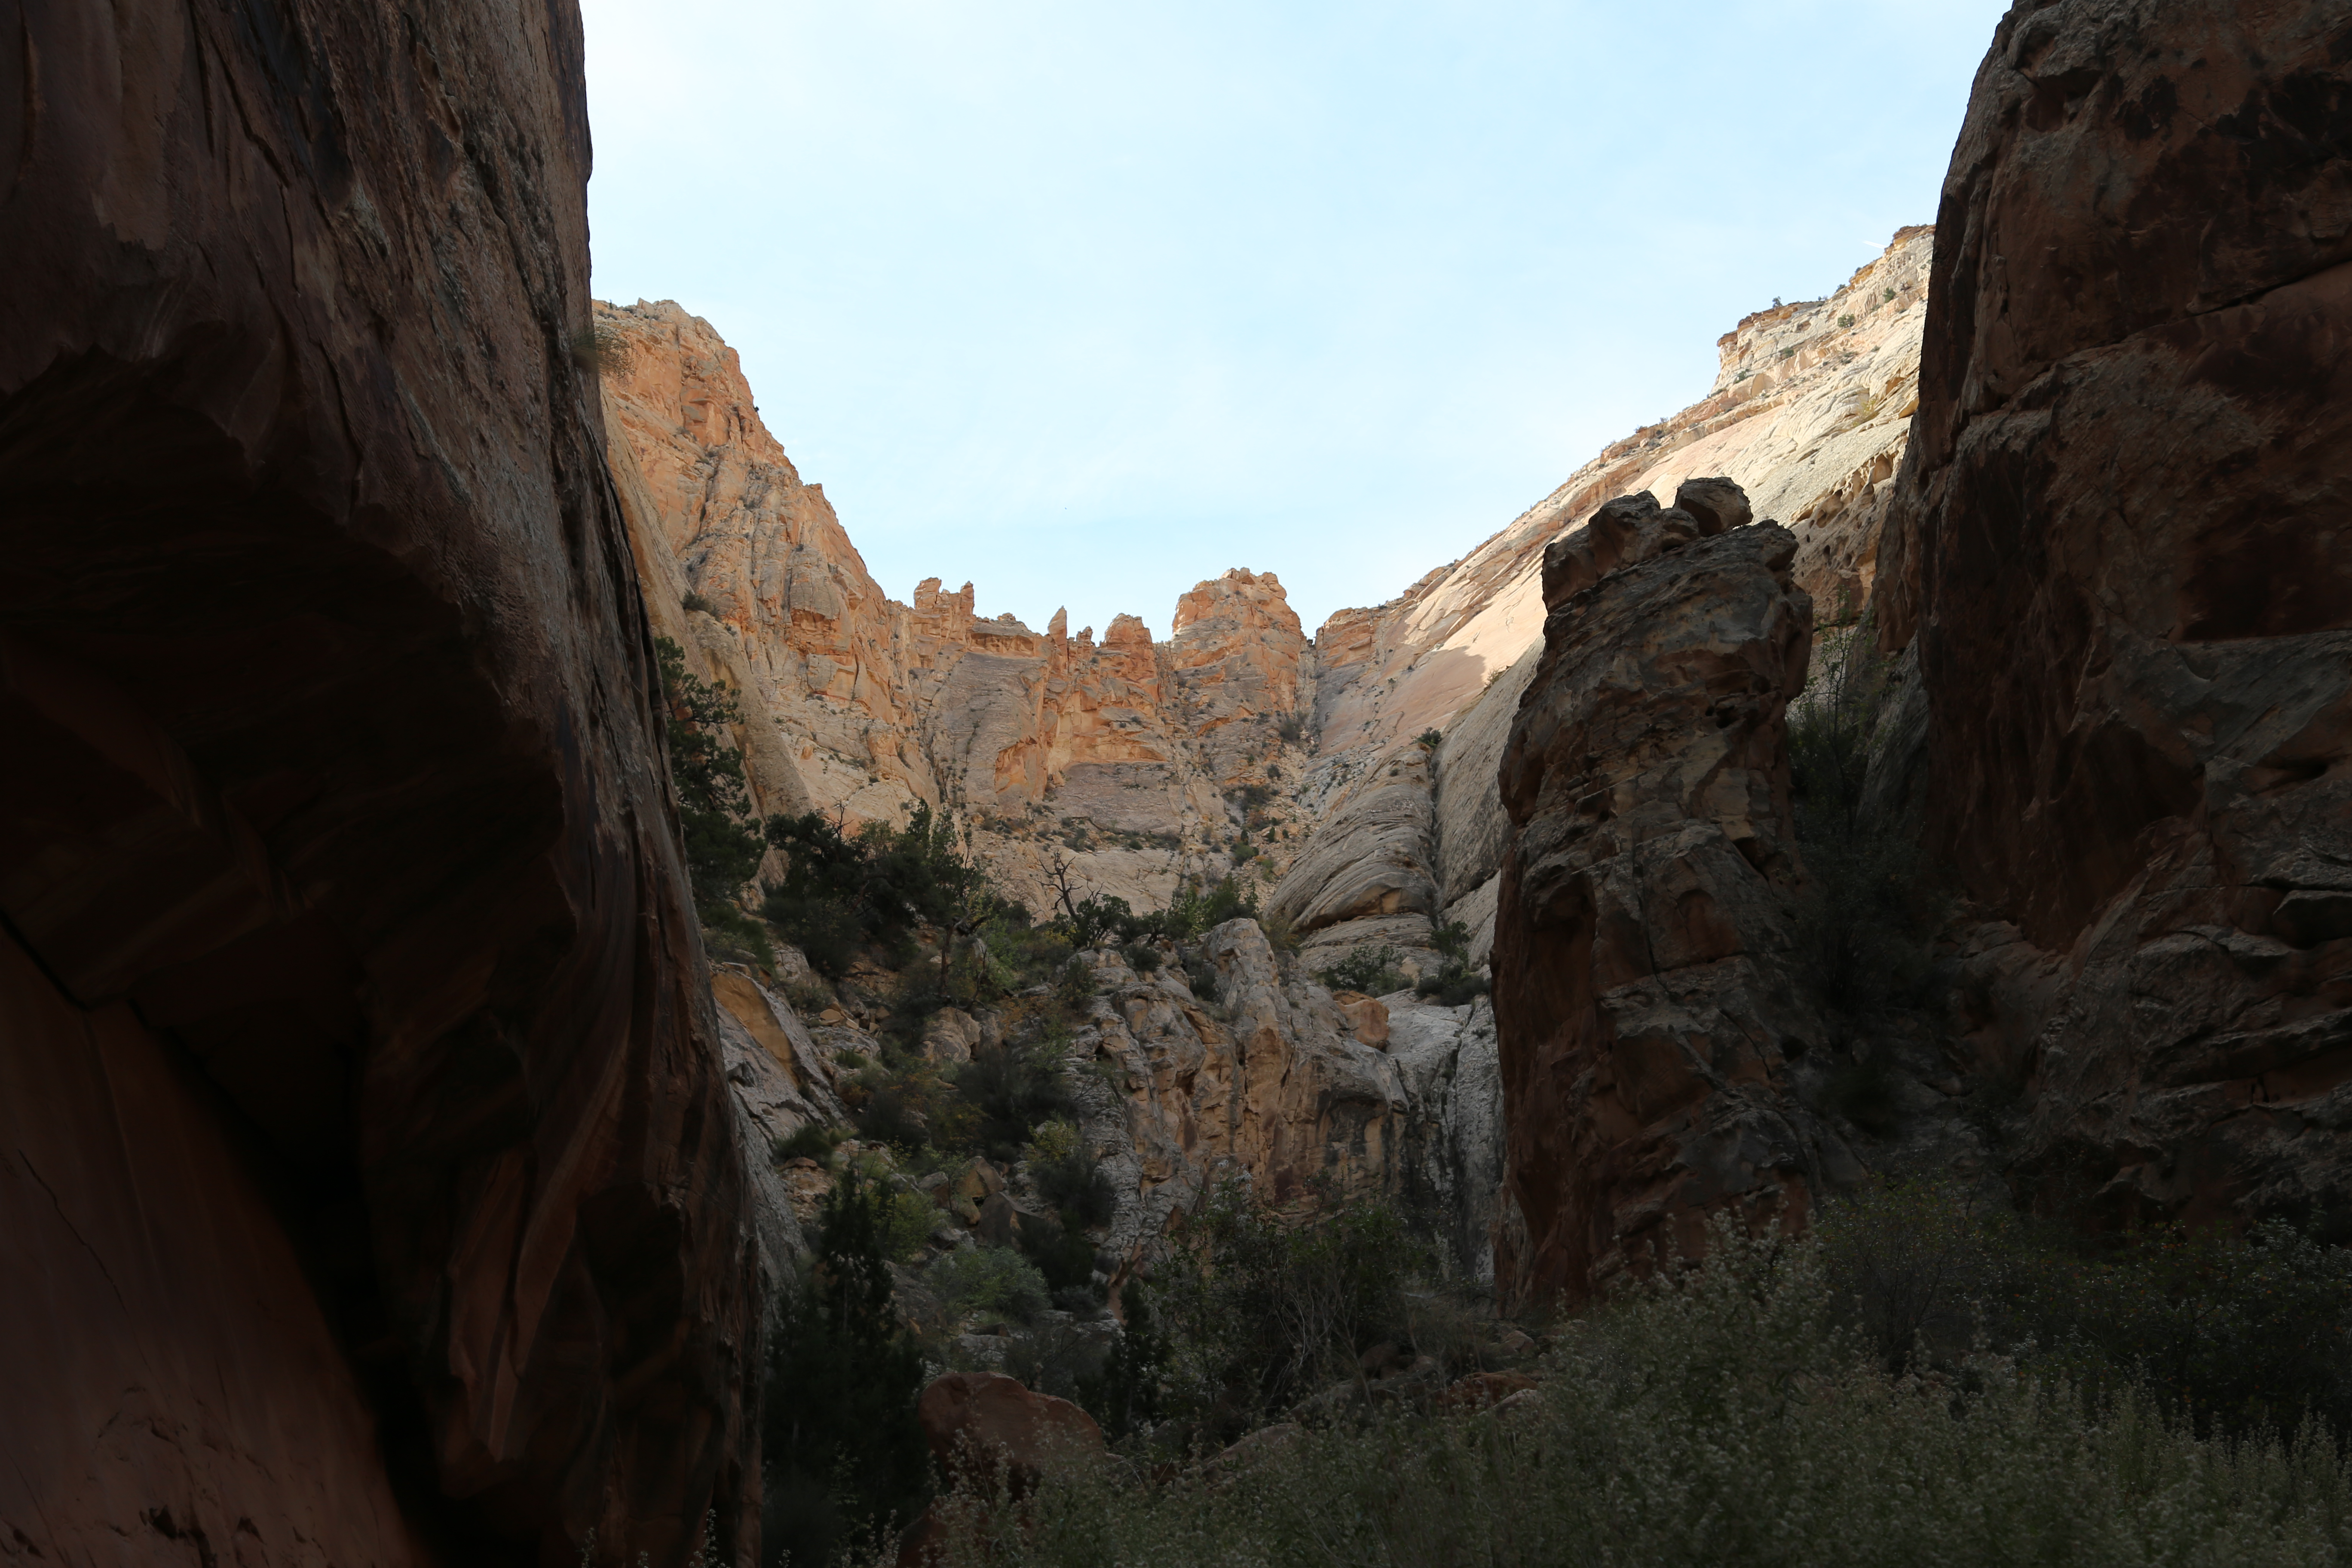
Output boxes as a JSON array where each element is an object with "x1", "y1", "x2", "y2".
[
  {"x1": 894, "y1": 1209, "x2": 2352, "y2": 1568},
  {"x1": 668, "y1": 617, "x2": 2352, "y2": 1568}
]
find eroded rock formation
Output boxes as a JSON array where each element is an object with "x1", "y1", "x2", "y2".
[
  {"x1": 0, "y1": 5, "x2": 757, "y2": 1564},
  {"x1": 595, "y1": 303, "x2": 1316, "y2": 919},
  {"x1": 1272, "y1": 225, "x2": 1934, "y2": 984},
  {"x1": 1874, "y1": 0, "x2": 2352, "y2": 1228},
  {"x1": 1488, "y1": 486, "x2": 1831, "y2": 1300}
]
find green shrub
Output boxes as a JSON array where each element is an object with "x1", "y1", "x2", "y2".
[
  {"x1": 1276, "y1": 714, "x2": 1306, "y2": 744},
  {"x1": 1412, "y1": 919, "x2": 1487, "y2": 1007},
  {"x1": 1035, "y1": 1147, "x2": 1116, "y2": 1230},
  {"x1": 1120, "y1": 941, "x2": 1162, "y2": 975},
  {"x1": 1076, "y1": 1288, "x2": 1170, "y2": 1440},
  {"x1": 899, "y1": 1216, "x2": 2352, "y2": 1568},
  {"x1": 772, "y1": 1122, "x2": 843, "y2": 1165},
  {"x1": 1883, "y1": 285, "x2": 1898, "y2": 300},
  {"x1": 1017, "y1": 1207, "x2": 1102, "y2": 1301},
  {"x1": 1821, "y1": 1182, "x2": 2352, "y2": 1442},
  {"x1": 880, "y1": 1187, "x2": 940, "y2": 1262},
  {"x1": 681, "y1": 588, "x2": 718, "y2": 615},
  {"x1": 1317, "y1": 945, "x2": 1406, "y2": 996},
  {"x1": 1789, "y1": 616, "x2": 1943, "y2": 1020},
  {"x1": 763, "y1": 803, "x2": 977, "y2": 977},
  {"x1": 1838, "y1": 312, "x2": 1856, "y2": 328},
  {"x1": 931, "y1": 1243, "x2": 1051, "y2": 1324},
  {"x1": 1415, "y1": 728, "x2": 1442, "y2": 750},
  {"x1": 1152, "y1": 1184, "x2": 1431, "y2": 1436},
  {"x1": 955, "y1": 1043, "x2": 1078, "y2": 1164}
]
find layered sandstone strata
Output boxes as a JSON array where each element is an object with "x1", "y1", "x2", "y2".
[
  {"x1": 1490, "y1": 487, "x2": 1831, "y2": 1301},
  {"x1": 0, "y1": 5, "x2": 757, "y2": 1564},
  {"x1": 1873, "y1": 1, "x2": 2352, "y2": 1226}
]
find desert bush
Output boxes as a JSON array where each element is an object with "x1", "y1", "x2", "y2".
[
  {"x1": 1413, "y1": 919, "x2": 1489, "y2": 1007},
  {"x1": 1035, "y1": 1146, "x2": 1117, "y2": 1230},
  {"x1": 955, "y1": 1043, "x2": 1078, "y2": 1163},
  {"x1": 1788, "y1": 617, "x2": 1942, "y2": 1023},
  {"x1": 1276, "y1": 714, "x2": 1305, "y2": 743},
  {"x1": 1822, "y1": 1182, "x2": 2352, "y2": 1442},
  {"x1": 772, "y1": 1122, "x2": 843, "y2": 1165},
  {"x1": 931, "y1": 1243, "x2": 1053, "y2": 1325},
  {"x1": 1318, "y1": 944, "x2": 1406, "y2": 996},
  {"x1": 1152, "y1": 1184, "x2": 1430, "y2": 1436},
  {"x1": 895, "y1": 1216, "x2": 2352, "y2": 1568},
  {"x1": 1416, "y1": 728, "x2": 1443, "y2": 750},
  {"x1": 1120, "y1": 941, "x2": 1162, "y2": 975}
]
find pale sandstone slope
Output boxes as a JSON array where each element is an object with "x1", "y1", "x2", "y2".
[{"x1": 1278, "y1": 226, "x2": 1933, "y2": 974}]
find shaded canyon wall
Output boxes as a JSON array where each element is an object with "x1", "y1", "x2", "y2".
[{"x1": 0, "y1": 4, "x2": 759, "y2": 1565}]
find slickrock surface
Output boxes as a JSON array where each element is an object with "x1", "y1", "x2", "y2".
[
  {"x1": 0, "y1": 5, "x2": 756, "y2": 1564},
  {"x1": 1490, "y1": 490, "x2": 1834, "y2": 1302},
  {"x1": 1276, "y1": 226, "x2": 1932, "y2": 976},
  {"x1": 1873, "y1": 1, "x2": 2352, "y2": 1226},
  {"x1": 597, "y1": 304, "x2": 1315, "y2": 918}
]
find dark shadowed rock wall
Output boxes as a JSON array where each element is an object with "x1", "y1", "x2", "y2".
[
  {"x1": 0, "y1": 4, "x2": 758, "y2": 1565},
  {"x1": 1875, "y1": 1, "x2": 2352, "y2": 1226},
  {"x1": 1490, "y1": 489, "x2": 1830, "y2": 1304}
]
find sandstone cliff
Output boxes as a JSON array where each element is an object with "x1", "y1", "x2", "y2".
[
  {"x1": 1272, "y1": 226, "x2": 1935, "y2": 986},
  {"x1": 1872, "y1": 0, "x2": 2352, "y2": 1229},
  {"x1": 0, "y1": 6, "x2": 757, "y2": 1566},
  {"x1": 597, "y1": 303, "x2": 1318, "y2": 921}
]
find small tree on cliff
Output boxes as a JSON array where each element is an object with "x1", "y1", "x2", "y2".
[
  {"x1": 653, "y1": 636, "x2": 768, "y2": 940},
  {"x1": 762, "y1": 1167, "x2": 930, "y2": 1566}
]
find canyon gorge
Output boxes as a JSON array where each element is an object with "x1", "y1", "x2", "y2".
[{"x1": 2, "y1": 0, "x2": 2348, "y2": 1564}]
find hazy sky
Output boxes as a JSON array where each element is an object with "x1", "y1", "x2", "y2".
[{"x1": 581, "y1": 0, "x2": 2007, "y2": 637}]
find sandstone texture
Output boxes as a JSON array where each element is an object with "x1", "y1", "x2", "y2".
[
  {"x1": 1873, "y1": 2, "x2": 2352, "y2": 1228},
  {"x1": 1490, "y1": 491, "x2": 1833, "y2": 1301},
  {"x1": 0, "y1": 6, "x2": 757, "y2": 1565},
  {"x1": 1274, "y1": 226, "x2": 1933, "y2": 983},
  {"x1": 596, "y1": 304, "x2": 1315, "y2": 919}
]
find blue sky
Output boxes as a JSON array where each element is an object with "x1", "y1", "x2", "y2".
[{"x1": 581, "y1": 0, "x2": 2008, "y2": 637}]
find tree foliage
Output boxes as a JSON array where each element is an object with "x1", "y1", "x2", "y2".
[{"x1": 762, "y1": 1167, "x2": 931, "y2": 1568}]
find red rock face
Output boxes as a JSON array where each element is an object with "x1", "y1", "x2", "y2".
[
  {"x1": 1875, "y1": 3, "x2": 2352, "y2": 1225},
  {"x1": 913, "y1": 1373, "x2": 1104, "y2": 1498},
  {"x1": 1490, "y1": 489, "x2": 1823, "y2": 1304},
  {"x1": 0, "y1": 4, "x2": 756, "y2": 1565}
]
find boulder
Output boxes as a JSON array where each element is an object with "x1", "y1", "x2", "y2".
[{"x1": 916, "y1": 1372, "x2": 1106, "y2": 1497}]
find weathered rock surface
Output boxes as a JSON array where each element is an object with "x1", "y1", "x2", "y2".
[
  {"x1": 1273, "y1": 227, "x2": 1933, "y2": 998},
  {"x1": 1873, "y1": 1, "x2": 2352, "y2": 1228},
  {"x1": 0, "y1": 5, "x2": 759, "y2": 1564},
  {"x1": 914, "y1": 1372, "x2": 1105, "y2": 1494},
  {"x1": 1491, "y1": 495, "x2": 1831, "y2": 1302},
  {"x1": 596, "y1": 304, "x2": 1313, "y2": 917},
  {"x1": 1072, "y1": 920, "x2": 1409, "y2": 1262}
]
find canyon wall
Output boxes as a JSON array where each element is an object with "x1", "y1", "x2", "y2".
[
  {"x1": 1272, "y1": 226, "x2": 1935, "y2": 987},
  {"x1": 597, "y1": 303, "x2": 1319, "y2": 923},
  {"x1": 0, "y1": 6, "x2": 758, "y2": 1566},
  {"x1": 1875, "y1": 0, "x2": 2352, "y2": 1229},
  {"x1": 594, "y1": 226, "x2": 1950, "y2": 1290}
]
